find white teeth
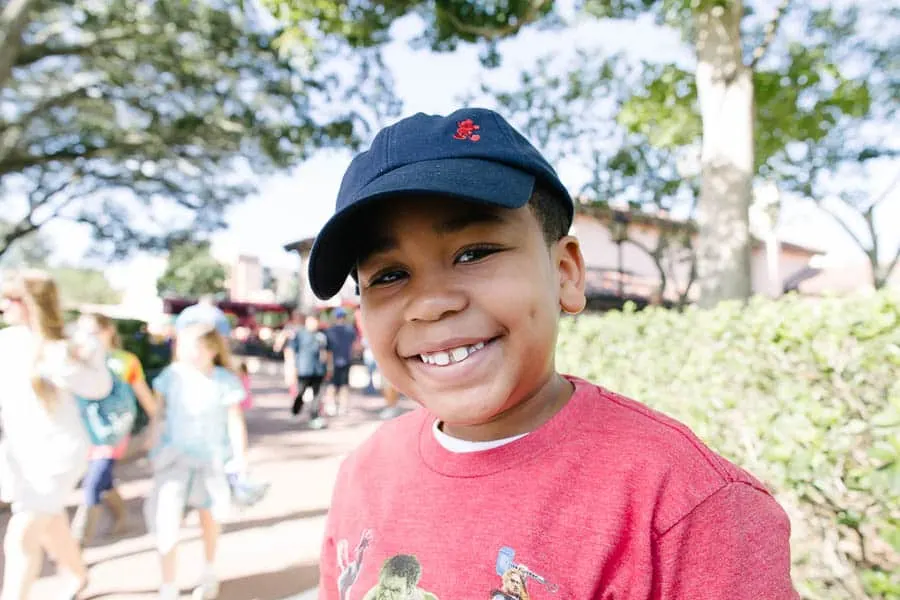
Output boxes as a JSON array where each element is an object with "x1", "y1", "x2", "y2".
[
  {"x1": 419, "y1": 341, "x2": 488, "y2": 367},
  {"x1": 450, "y1": 347, "x2": 469, "y2": 362}
]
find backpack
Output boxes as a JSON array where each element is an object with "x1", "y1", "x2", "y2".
[{"x1": 75, "y1": 368, "x2": 138, "y2": 446}]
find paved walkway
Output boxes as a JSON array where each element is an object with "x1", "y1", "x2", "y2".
[{"x1": 0, "y1": 375, "x2": 415, "y2": 600}]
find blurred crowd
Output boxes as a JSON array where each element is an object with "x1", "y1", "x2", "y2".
[{"x1": 0, "y1": 270, "x2": 396, "y2": 600}]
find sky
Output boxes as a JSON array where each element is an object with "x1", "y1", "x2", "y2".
[{"x1": 41, "y1": 6, "x2": 899, "y2": 292}]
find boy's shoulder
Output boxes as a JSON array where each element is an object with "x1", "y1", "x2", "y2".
[
  {"x1": 581, "y1": 379, "x2": 765, "y2": 476},
  {"x1": 573, "y1": 379, "x2": 774, "y2": 529}
]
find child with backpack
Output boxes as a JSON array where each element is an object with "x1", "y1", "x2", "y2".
[{"x1": 71, "y1": 312, "x2": 158, "y2": 545}]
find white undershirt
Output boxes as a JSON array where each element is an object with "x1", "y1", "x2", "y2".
[{"x1": 431, "y1": 420, "x2": 528, "y2": 453}]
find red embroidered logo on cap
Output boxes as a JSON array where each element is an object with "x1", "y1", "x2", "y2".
[{"x1": 453, "y1": 119, "x2": 481, "y2": 142}]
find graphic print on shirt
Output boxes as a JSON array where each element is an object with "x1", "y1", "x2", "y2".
[
  {"x1": 489, "y1": 546, "x2": 560, "y2": 600},
  {"x1": 360, "y1": 553, "x2": 439, "y2": 600},
  {"x1": 337, "y1": 529, "x2": 374, "y2": 600}
]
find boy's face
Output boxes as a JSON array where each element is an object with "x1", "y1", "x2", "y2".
[{"x1": 356, "y1": 196, "x2": 585, "y2": 439}]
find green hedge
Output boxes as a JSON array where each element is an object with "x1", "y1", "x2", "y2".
[{"x1": 557, "y1": 291, "x2": 900, "y2": 599}]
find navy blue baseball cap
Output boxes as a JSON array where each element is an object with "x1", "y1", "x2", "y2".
[{"x1": 308, "y1": 108, "x2": 574, "y2": 300}]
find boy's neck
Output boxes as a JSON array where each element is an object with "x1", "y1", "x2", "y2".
[{"x1": 440, "y1": 372, "x2": 574, "y2": 443}]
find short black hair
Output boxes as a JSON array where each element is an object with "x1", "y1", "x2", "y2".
[{"x1": 528, "y1": 184, "x2": 571, "y2": 245}]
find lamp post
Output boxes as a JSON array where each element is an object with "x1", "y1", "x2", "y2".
[
  {"x1": 750, "y1": 181, "x2": 782, "y2": 298},
  {"x1": 609, "y1": 212, "x2": 630, "y2": 298}
]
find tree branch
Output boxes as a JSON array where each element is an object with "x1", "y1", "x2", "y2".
[
  {"x1": 30, "y1": 174, "x2": 78, "y2": 212},
  {"x1": 817, "y1": 169, "x2": 900, "y2": 289},
  {"x1": 0, "y1": 220, "x2": 39, "y2": 257},
  {"x1": 868, "y1": 168, "x2": 900, "y2": 210},
  {"x1": 0, "y1": 84, "x2": 96, "y2": 166},
  {"x1": 440, "y1": 0, "x2": 551, "y2": 40},
  {"x1": 882, "y1": 240, "x2": 900, "y2": 290},
  {"x1": 83, "y1": 171, "x2": 206, "y2": 211},
  {"x1": 4, "y1": 83, "x2": 95, "y2": 132},
  {"x1": 0, "y1": 176, "x2": 85, "y2": 257},
  {"x1": 868, "y1": 171, "x2": 900, "y2": 287},
  {"x1": 32, "y1": 189, "x2": 86, "y2": 228},
  {"x1": 13, "y1": 28, "x2": 137, "y2": 69},
  {"x1": 623, "y1": 234, "x2": 670, "y2": 301},
  {"x1": 748, "y1": 0, "x2": 793, "y2": 70},
  {"x1": 0, "y1": 0, "x2": 38, "y2": 90},
  {"x1": 818, "y1": 197, "x2": 870, "y2": 254},
  {"x1": 0, "y1": 141, "x2": 145, "y2": 176}
]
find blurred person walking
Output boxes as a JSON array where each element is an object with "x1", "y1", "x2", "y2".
[
  {"x1": 323, "y1": 308, "x2": 358, "y2": 416},
  {"x1": 174, "y1": 295, "x2": 231, "y2": 338},
  {"x1": 70, "y1": 313, "x2": 158, "y2": 545},
  {"x1": 0, "y1": 270, "x2": 112, "y2": 600},
  {"x1": 273, "y1": 309, "x2": 303, "y2": 355},
  {"x1": 143, "y1": 324, "x2": 249, "y2": 600},
  {"x1": 283, "y1": 312, "x2": 331, "y2": 429}
]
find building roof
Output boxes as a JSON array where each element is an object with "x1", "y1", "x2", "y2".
[
  {"x1": 284, "y1": 238, "x2": 315, "y2": 254},
  {"x1": 575, "y1": 205, "x2": 824, "y2": 257}
]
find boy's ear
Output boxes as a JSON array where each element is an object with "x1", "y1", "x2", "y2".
[{"x1": 555, "y1": 235, "x2": 586, "y2": 315}]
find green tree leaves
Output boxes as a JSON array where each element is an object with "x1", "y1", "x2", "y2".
[
  {"x1": 0, "y1": 0, "x2": 399, "y2": 261},
  {"x1": 50, "y1": 267, "x2": 122, "y2": 305},
  {"x1": 156, "y1": 241, "x2": 228, "y2": 298}
]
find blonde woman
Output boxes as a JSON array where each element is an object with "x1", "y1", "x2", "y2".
[{"x1": 0, "y1": 270, "x2": 112, "y2": 600}]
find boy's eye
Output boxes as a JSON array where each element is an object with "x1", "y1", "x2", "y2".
[
  {"x1": 367, "y1": 269, "x2": 407, "y2": 287},
  {"x1": 456, "y1": 246, "x2": 501, "y2": 264}
]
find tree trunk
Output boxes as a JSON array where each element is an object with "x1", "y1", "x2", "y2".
[
  {"x1": 694, "y1": 1, "x2": 754, "y2": 307},
  {"x1": 0, "y1": 0, "x2": 38, "y2": 90}
]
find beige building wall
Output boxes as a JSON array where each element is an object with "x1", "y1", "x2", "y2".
[
  {"x1": 571, "y1": 213, "x2": 820, "y2": 301},
  {"x1": 228, "y1": 255, "x2": 263, "y2": 302}
]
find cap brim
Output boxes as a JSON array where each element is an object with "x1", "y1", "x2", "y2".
[{"x1": 308, "y1": 158, "x2": 536, "y2": 300}]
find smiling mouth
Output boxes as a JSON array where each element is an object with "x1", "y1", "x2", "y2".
[{"x1": 418, "y1": 340, "x2": 489, "y2": 366}]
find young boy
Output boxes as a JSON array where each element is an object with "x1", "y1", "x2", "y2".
[{"x1": 308, "y1": 108, "x2": 798, "y2": 599}]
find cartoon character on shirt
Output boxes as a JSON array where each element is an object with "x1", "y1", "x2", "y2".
[
  {"x1": 489, "y1": 546, "x2": 559, "y2": 599},
  {"x1": 361, "y1": 554, "x2": 438, "y2": 600},
  {"x1": 490, "y1": 567, "x2": 531, "y2": 600},
  {"x1": 338, "y1": 529, "x2": 374, "y2": 600}
]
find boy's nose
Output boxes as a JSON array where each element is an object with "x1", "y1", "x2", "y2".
[{"x1": 403, "y1": 277, "x2": 468, "y2": 323}]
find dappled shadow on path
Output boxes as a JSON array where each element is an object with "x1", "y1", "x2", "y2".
[
  {"x1": 218, "y1": 562, "x2": 320, "y2": 600},
  {"x1": 80, "y1": 561, "x2": 319, "y2": 600}
]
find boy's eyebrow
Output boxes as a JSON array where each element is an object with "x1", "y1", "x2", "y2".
[
  {"x1": 433, "y1": 210, "x2": 507, "y2": 235},
  {"x1": 358, "y1": 235, "x2": 397, "y2": 263},
  {"x1": 357, "y1": 209, "x2": 508, "y2": 266}
]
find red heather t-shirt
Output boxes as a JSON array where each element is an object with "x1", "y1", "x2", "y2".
[{"x1": 319, "y1": 377, "x2": 798, "y2": 600}]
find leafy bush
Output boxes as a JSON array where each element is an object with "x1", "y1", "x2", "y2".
[{"x1": 557, "y1": 291, "x2": 900, "y2": 599}]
